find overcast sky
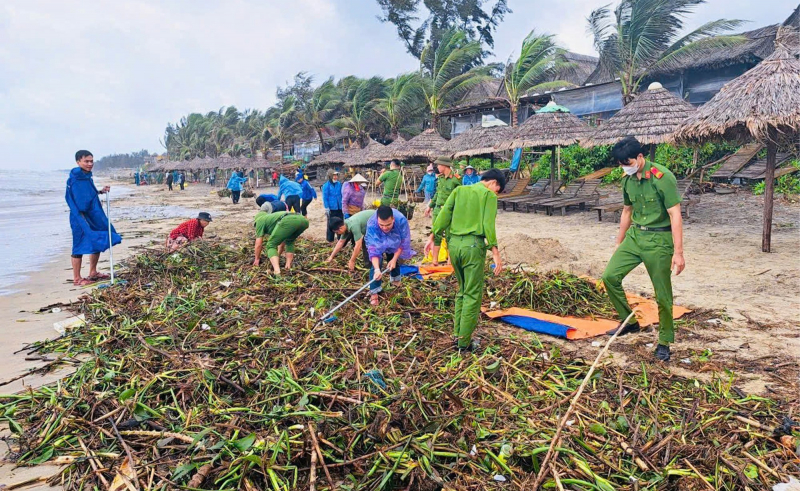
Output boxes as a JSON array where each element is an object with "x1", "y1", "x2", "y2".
[{"x1": 0, "y1": 0, "x2": 795, "y2": 170}]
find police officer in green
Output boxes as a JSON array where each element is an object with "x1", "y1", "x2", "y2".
[
  {"x1": 424, "y1": 156, "x2": 461, "y2": 265},
  {"x1": 378, "y1": 160, "x2": 402, "y2": 206},
  {"x1": 602, "y1": 136, "x2": 685, "y2": 361},
  {"x1": 430, "y1": 169, "x2": 506, "y2": 351},
  {"x1": 253, "y1": 211, "x2": 310, "y2": 275}
]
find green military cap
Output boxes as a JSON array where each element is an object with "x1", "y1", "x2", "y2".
[{"x1": 433, "y1": 156, "x2": 453, "y2": 168}]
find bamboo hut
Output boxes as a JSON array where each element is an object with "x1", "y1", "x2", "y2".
[
  {"x1": 390, "y1": 129, "x2": 449, "y2": 161},
  {"x1": 498, "y1": 101, "x2": 593, "y2": 196},
  {"x1": 581, "y1": 82, "x2": 696, "y2": 147},
  {"x1": 345, "y1": 138, "x2": 386, "y2": 167},
  {"x1": 675, "y1": 27, "x2": 800, "y2": 252},
  {"x1": 443, "y1": 125, "x2": 514, "y2": 158}
]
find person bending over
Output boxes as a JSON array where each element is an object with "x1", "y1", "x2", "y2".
[
  {"x1": 364, "y1": 205, "x2": 414, "y2": 306},
  {"x1": 166, "y1": 212, "x2": 212, "y2": 252},
  {"x1": 253, "y1": 211, "x2": 309, "y2": 275},
  {"x1": 326, "y1": 209, "x2": 376, "y2": 271}
]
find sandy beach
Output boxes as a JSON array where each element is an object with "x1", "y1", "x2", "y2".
[{"x1": 1, "y1": 176, "x2": 798, "y2": 488}]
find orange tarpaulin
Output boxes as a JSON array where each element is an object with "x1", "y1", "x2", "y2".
[
  {"x1": 484, "y1": 294, "x2": 691, "y2": 340},
  {"x1": 418, "y1": 264, "x2": 454, "y2": 280}
]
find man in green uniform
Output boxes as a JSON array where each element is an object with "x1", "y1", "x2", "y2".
[
  {"x1": 424, "y1": 156, "x2": 461, "y2": 265},
  {"x1": 253, "y1": 211, "x2": 310, "y2": 275},
  {"x1": 430, "y1": 169, "x2": 506, "y2": 351},
  {"x1": 601, "y1": 136, "x2": 685, "y2": 362},
  {"x1": 378, "y1": 160, "x2": 402, "y2": 206},
  {"x1": 325, "y1": 209, "x2": 377, "y2": 271}
]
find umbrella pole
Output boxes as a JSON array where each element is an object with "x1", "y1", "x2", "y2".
[
  {"x1": 550, "y1": 147, "x2": 557, "y2": 197},
  {"x1": 762, "y1": 131, "x2": 777, "y2": 253},
  {"x1": 105, "y1": 193, "x2": 115, "y2": 285}
]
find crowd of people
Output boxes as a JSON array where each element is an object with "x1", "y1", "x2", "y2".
[{"x1": 69, "y1": 135, "x2": 686, "y2": 359}]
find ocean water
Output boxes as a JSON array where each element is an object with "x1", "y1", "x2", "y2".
[{"x1": 0, "y1": 170, "x2": 128, "y2": 295}]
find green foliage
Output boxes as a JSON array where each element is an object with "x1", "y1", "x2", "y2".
[
  {"x1": 95, "y1": 149, "x2": 153, "y2": 170},
  {"x1": 375, "y1": 0, "x2": 511, "y2": 62},
  {"x1": 752, "y1": 160, "x2": 800, "y2": 196},
  {"x1": 530, "y1": 145, "x2": 612, "y2": 182},
  {"x1": 657, "y1": 142, "x2": 740, "y2": 177},
  {"x1": 603, "y1": 167, "x2": 624, "y2": 183}
]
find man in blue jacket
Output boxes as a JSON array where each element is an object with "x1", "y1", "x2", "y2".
[
  {"x1": 278, "y1": 175, "x2": 302, "y2": 213},
  {"x1": 297, "y1": 175, "x2": 317, "y2": 217},
  {"x1": 417, "y1": 165, "x2": 437, "y2": 205},
  {"x1": 226, "y1": 170, "x2": 248, "y2": 204},
  {"x1": 322, "y1": 170, "x2": 343, "y2": 242},
  {"x1": 66, "y1": 150, "x2": 122, "y2": 286}
]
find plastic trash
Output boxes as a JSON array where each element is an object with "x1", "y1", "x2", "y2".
[
  {"x1": 493, "y1": 475, "x2": 506, "y2": 482},
  {"x1": 772, "y1": 476, "x2": 800, "y2": 491},
  {"x1": 364, "y1": 369, "x2": 387, "y2": 390},
  {"x1": 53, "y1": 315, "x2": 86, "y2": 335},
  {"x1": 323, "y1": 315, "x2": 338, "y2": 323}
]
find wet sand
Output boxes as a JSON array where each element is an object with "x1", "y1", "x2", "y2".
[{"x1": 1, "y1": 176, "x2": 798, "y2": 487}]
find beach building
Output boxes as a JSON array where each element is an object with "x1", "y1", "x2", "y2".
[{"x1": 443, "y1": 17, "x2": 795, "y2": 135}]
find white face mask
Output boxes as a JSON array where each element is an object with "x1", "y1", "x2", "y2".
[{"x1": 621, "y1": 163, "x2": 639, "y2": 176}]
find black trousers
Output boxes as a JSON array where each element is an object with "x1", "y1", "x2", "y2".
[
  {"x1": 231, "y1": 190, "x2": 241, "y2": 204},
  {"x1": 179, "y1": 182, "x2": 184, "y2": 190},
  {"x1": 167, "y1": 183, "x2": 173, "y2": 190},
  {"x1": 300, "y1": 199, "x2": 312, "y2": 217},
  {"x1": 285, "y1": 195, "x2": 301, "y2": 213},
  {"x1": 327, "y1": 209, "x2": 344, "y2": 243}
]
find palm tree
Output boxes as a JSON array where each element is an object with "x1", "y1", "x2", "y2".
[
  {"x1": 501, "y1": 31, "x2": 575, "y2": 126},
  {"x1": 419, "y1": 29, "x2": 491, "y2": 129},
  {"x1": 333, "y1": 76, "x2": 384, "y2": 147},
  {"x1": 374, "y1": 73, "x2": 425, "y2": 139},
  {"x1": 267, "y1": 96, "x2": 299, "y2": 160},
  {"x1": 588, "y1": 0, "x2": 744, "y2": 104},
  {"x1": 297, "y1": 78, "x2": 341, "y2": 152}
]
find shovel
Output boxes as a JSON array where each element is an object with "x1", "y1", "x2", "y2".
[{"x1": 316, "y1": 267, "x2": 391, "y2": 326}]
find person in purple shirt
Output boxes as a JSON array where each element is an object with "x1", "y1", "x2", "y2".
[{"x1": 364, "y1": 205, "x2": 415, "y2": 306}]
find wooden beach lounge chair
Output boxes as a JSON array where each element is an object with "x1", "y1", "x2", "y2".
[
  {"x1": 593, "y1": 179, "x2": 700, "y2": 222},
  {"x1": 518, "y1": 180, "x2": 585, "y2": 213},
  {"x1": 541, "y1": 179, "x2": 604, "y2": 216},
  {"x1": 499, "y1": 179, "x2": 552, "y2": 210},
  {"x1": 496, "y1": 178, "x2": 529, "y2": 200}
]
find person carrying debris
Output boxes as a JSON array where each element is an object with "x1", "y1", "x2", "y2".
[
  {"x1": 278, "y1": 174, "x2": 303, "y2": 213},
  {"x1": 364, "y1": 205, "x2": 414, "y2": 306},
  {"x1": 601, "y1": 136, "x2": 685, "y2": 362},
  {"x1": 430, "y1": 169, "x2": 505, "y2": 351},
  {"x1": 462, "y1": 165, "x2": 480, "y2": 185},
  {"x1": 226, "y1": 171, "x2": 248, "y2": 204},
  {"x1": 326, "y1": 209, "x2": 377, "y2": 271},
  {"x1": 253, "y1": 210, "x2": 310, "y2": 275},
  {"x1": 378, "y1": 160, "x2": 402, "y2": 206},
  {"x1": 166, "y1": 212, "x2": 212, "y2": 252},
  {"x1": 424, "y1": 156, "x2": 461, "y2": 265}
]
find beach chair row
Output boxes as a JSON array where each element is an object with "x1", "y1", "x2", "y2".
[{"x1": 499, "y1": 178, "x2": 604, "y2": 216}]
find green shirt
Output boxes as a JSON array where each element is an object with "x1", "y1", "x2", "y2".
[
  {"x1": 379, "y1": 169, "x2": 401, "y2": 200},
  {"x1": 254, "y1": 211, "x2": 289, "y2": 237},
  {"x1": 429, "y1": 173, "x2": 460, "y2": 209},
  {"x1": 343, "y1": 209, "x2": 375, "y2": 242},
  {"x1": 432, "y1": 183, "x2": 498, "y2": 248},
  {"x1": 622, "y1": 161, "x2": 681, "y2": 229}
]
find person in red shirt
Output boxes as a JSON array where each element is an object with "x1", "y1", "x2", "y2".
[{"x1": 166, "y1": 212, "x2": 212, "y2": 251}]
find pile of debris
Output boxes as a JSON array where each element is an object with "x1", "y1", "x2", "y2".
[{"x1": 1, "y1": 239, "x2": 796, "y2": 490}]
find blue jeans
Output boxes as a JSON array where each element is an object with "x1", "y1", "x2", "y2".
[
  {"x1": 423, "y1": 190, "x2": 433, "y2": 205},
  {"x1": 367, "y1": 252, "x2": 402, "y2": 294}
]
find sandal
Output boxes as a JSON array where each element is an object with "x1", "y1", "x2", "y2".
[
  {"x1": 87, "y1": 272, "x2": 110, "y2": 281},
  {"x1": 73, "y1": 278, "x2": 95, "y2": 286},
  {"x1": 369, "y1": 294, "x2": 379, "y2": 306}
]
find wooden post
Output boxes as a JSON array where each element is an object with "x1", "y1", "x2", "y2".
[
  {"x1": 550, "y1": 147, "x2": 557, "y2": 197},
  {"x1": 556, "y1": 146, "x2": 561, "y2": 180},
  {"x1": 762, "y1": 130, "x2": 777, "y2": 253},
  {"x1": 649, "y1": 145, "x2": 656, "y2": 162},
  {"x1": 490, "y1": 154, "x2": 495, "y2": 168}
]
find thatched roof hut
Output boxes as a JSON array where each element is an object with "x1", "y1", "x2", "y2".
[
  {"x1": 390, "y1": 129, "x2": 449, "y2": 160},
  {"x1": 368, "y1": 136, "x2": 406, "y2": 163},
  {"x1": 443, "y1": 125, "x2": 514, "y2": 158},
  {"x1": 498, "y1": 102, "x2": 592, "y2": 150},
  {"x1": 675, "y1": 27, "x2": 800, "y2": 252},
  {"x1": 345, "y1": 138, "x2": 386, "y2": 167},
  {"x1": 581, "y1": 83, "x2": 696, "y2": 147}
]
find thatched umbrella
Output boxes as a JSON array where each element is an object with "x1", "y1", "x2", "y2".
[
  {"x1": 675, "y1": 27, "x2": 800, "y2": 252},
  {"x1": 498, "y1": 101, "x2": 593, "y2": 196},
  {"x1": 368, "y1": 136, "x2": 406, "y2": 163},
  {"x1": 581, "y1": 82, "x2": 696, "y2": 148},
  {"x1": 390, "y1": 129, "x2": 449, "y2": 161},
  {"x1": 443, "y1": 125, "x2": 514, "y2": 159},
  {"x1": 345, "y1": 137, "x2": 386, "y2": 167}
]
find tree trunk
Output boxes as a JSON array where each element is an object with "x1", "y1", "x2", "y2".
[
  {"x1": 762, "y1": 132, "x2": 777, "y2": 253},
  {"x1": 511, "y1": 105, "x2": 518, "y2": 127},
  {"x1": 431, "y1": 112, "x2": 440, "y2": 131},
  {"x1": 317, "y1": 129, "x2": 325, "y2": 153}
]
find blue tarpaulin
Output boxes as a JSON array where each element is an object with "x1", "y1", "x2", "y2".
[
  {"x1": 510, "y1": 148, "x2": 523, "y2": 172},
  {"x1": 495, "y1": 315, "x2": 572, "y2": 339}
]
